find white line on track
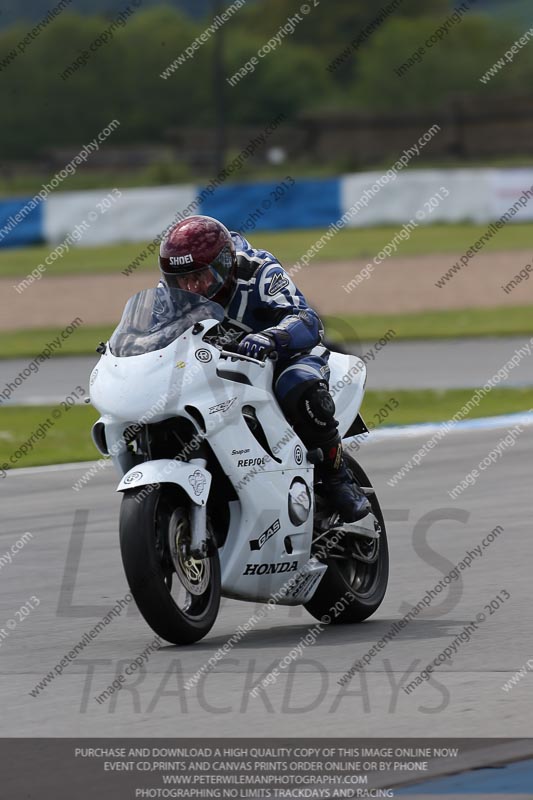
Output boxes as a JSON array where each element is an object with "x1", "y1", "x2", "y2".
[
  {"x1": 359, "y1": 410, "x2": 533, "y2": 442},
  {"x1": 4, "y1": 460, "x2": 113, "y2": 477}
]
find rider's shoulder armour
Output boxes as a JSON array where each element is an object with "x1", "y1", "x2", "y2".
[
  {"x1": 231, "y1": 231, "x2": 279, "y2": 283},
  {"x1": 235, "y1": 250, "x2": 270, "y2": 282}
]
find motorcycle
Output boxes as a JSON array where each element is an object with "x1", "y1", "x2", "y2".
[{"x1": 89, "y1": 286, "x2": 388, "y2": 644}]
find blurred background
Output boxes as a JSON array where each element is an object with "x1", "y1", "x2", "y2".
[
  {"x1": 0, "y1": 0, "x2": 532, "y2": 176},
  {"x1": 1, "y1": 0, "x2": 533, "y2": 465}
]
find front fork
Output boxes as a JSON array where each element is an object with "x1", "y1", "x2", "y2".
[{"x1": 188, "y1": 458, "x2": 210, "y2": 559}]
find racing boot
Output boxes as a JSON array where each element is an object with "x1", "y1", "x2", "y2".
[
  {"x1": 317, "y1": 434, "x2": 371, "y2": 523},
  {"x1": 278, "y1": 377, "x2": 371, "y2": 523}
]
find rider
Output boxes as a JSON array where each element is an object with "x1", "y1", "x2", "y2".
[{"x1": 158, "y1": 215, "x2": 370, "y2": 522}]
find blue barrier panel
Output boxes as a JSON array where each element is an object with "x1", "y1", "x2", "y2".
[
  {"x1": 200, "y1": 177, "x2": 341, "y2": 233},
  {"x1": 396, "y1": 757, "x2": 533, "y2": 794},
  {"x1": 0, "y1": 197, "x2": 44, "y2": 248}
]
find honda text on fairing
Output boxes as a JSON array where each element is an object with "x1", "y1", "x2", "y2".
[{"x1": 89, "y1": 287, "x2": 388, "y2": 644}]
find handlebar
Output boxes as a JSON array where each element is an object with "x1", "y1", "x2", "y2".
[{"x1": 219, "y1": 349, "x2": 277, "y2": 366}]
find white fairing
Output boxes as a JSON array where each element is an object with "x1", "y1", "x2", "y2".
[
  {"x1": 117, "y1": 460, "x2": 211, "y2": 506},
  {"x1": 327, "y1": 352, "x2": 366, "y2": 436},
  {"x1": 90, "y1": 290, "x2": 366, "y2": 606}
]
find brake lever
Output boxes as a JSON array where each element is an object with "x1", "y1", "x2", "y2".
[{"x1": 219, "y1": 349, "x2": 270, "y2": 367}]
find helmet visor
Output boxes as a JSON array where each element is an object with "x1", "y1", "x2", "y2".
[
  {"x1": 166, "y1": 264, "x2": 224, "y2": 299},
  {"x1": 160, "y1": 244, "x2": 234, "y2": 299}
]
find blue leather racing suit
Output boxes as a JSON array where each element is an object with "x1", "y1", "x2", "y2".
[{"x1": 220, "y1": 232, "x2": 330, "y2": 408}]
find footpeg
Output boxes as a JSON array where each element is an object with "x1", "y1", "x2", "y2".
[{"x1": 330, "y1": 514, "x2": 380, "y2": 540}]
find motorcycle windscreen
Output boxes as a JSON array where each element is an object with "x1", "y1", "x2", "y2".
[{"x1": 109, "y1": 286, "x2": 225, "y2": 357}]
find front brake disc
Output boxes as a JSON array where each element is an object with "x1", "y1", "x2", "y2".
[{"x1": 168, "y1": 509, "x2": 211, "y2": 595}]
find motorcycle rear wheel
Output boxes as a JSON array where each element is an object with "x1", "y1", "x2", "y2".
[
  {"x1": 119, "y1": 485, "x2": 220, "y2": 645},
  {"x1": 304, "y1": 455, "x2": 388, "y2": 624}
]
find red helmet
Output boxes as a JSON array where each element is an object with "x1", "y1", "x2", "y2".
[{"x1": 159, "y1": 215, "x2": 237, "y2": 306}]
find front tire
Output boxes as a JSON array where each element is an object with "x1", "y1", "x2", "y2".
[
  {"x1": 305, "y1": 456, "x2": 388, "y2": 624},
  {"x1": 119, "y1": 485, "x2": 220, "y2": 645}
]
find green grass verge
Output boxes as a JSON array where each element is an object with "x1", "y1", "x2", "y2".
[
  {"x1": 0, "y1": 405, "x2": 99, "y2": 470},
  {"x1": 2, "y1": 222, "x2": 533, "y2": 279},
  {"x1": 1, "y1": 388, "x2": 531, "y2": 471},
  {"x1": 2, "y1": 325, "x2": 116, "y2": 359},
  {"x1": 2, "y1": 306, "x2": 533, "y2": 360},
  {"x1": 361, "y1": 388, "x2": 533, "y2": 428},
  {"x1": 326, "y1": 306, "x2": 533, "y2": 342}
]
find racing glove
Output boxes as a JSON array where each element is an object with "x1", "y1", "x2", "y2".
[{"x1": 236, "y1": 332, "x2": 276, "y2": 361}]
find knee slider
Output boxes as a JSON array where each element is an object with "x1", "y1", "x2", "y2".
[
  {"x1": 301, "y1": 381, "x2": 337, "y2": 430},
  {"x1": 278, "y1": 378, "x2": 317, "y2": 423},
  {"x1": 277, "y1": 377, "x2": 338, "y2": 437}
]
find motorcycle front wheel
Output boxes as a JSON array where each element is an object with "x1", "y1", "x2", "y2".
[{"x1": 119, "y1": 485, "x2": 220, "y2": 645}]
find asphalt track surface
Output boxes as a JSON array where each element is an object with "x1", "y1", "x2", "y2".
[
  {"x1": 1, "y1": 337, "x2": 532, "y2": 406},
  {"x1": 1, "y1": 421, "x2": 531, "y2": 743}
]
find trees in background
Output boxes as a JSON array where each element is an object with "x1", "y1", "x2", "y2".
[
  {"x1": 351, "y1": 14, "x2": 525, "y2": 111},
  {"x1": 0, "y1": 2, "x2": 531, "y2": 158}
]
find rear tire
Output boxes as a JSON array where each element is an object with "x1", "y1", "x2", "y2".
[
  {"x1": 304, "y1": 456, "x2": 388, "y2": 624},
  {"x1": 119, "y1": 485, "x2": 220, "y2": 645}
]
